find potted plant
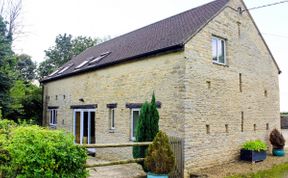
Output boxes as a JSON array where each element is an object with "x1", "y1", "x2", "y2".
[
  {"x1": 240, "y1": 140, "x2": 267, "y2": 162},
  {"x1": 269, "y1": 128, "x2": 285, "y2": 156},
  {"x1": 144, "y1": 131, "x2": 175, "y2": 178}
]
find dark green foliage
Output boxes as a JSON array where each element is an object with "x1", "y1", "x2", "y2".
[
  {"x1": 242, "y1": 140, "x2": 267, "y2": 152},
  {"x1": 144, "y1": 131, "x2": 175, "y2": 174},
  {"x1": 0, "y1": 120, "x2": 88, "y2": 178},
  {"x1": 4, "y1": 80, "x2": 42, "y2": 124},
  {"x1": 133, "y1": 93, "x2": 160, "y2": 171},
  {"x1": 270, "y1": 128, "x2": 285, "y2": 149},
  {"x1": 38, "y1": 34, "x2": 106, "y2": 78},
  {"x1": 15, "y1": 54, "x2": 36, "y2": 81}
]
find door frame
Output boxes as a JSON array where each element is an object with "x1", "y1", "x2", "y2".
[{"x1": 73, "y1": 109, "x2": 95, "y2": 144}]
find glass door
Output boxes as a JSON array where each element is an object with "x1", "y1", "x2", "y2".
[{"x1": 73, "y1": 109, "x2": 96, "y2": 144}]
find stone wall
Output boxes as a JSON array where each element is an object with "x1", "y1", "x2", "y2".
[
  {"x1": 183, "y1": 0, "x2": 280, "y2": 174},
  {"x1": 43, "y1": 51, "x2": 186, "y2": 159}
]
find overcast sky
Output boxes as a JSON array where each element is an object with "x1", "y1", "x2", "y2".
[{"x1": 13, "y1": 0, "x2": 288, "y2": 112}]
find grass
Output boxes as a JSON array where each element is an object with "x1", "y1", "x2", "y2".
[{"x1": 226, "y1": 162, "x2": 288, "y2": 178}]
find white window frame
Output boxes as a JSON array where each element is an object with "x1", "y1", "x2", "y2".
[
  {"x1": 212, "y1": 36, "x2": 226, "y2": 65},
  {"x1": 109, "y1": 108, "x2": 115, "y2": 130},
  {"x1": 131, "y1": 108, "x2": 141, "y2": 141},
  {"x1": 73, "y1": 109, "x2": 96, "y2": 145},
  {"x1": 48, "y1": 109, "x2": 57, "y2": 126}
]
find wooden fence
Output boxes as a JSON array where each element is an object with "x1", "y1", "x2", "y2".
[{"x1": 83, "y1": 137, "x2": 184, "y2": 178}]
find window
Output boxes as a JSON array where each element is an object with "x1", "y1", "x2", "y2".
[
  {"x1": 49, "y1": 109, "x2": 57, "y2": 126},
  {"x1": 58, "y1": 63, "x2": 74, "y2": 74},
  {"x1": 131, "y1": 108, "x2": 140, "y2": 141},
  {"x1": 75, "y1": 61, "x2": 88, "y2": 70},
  {"x1": 109, "y1": 108, "x2": 115, "y2": 130},
  {"x1": 212, "y1": 36, "x2": 226, "y2": 64},
  {"x1": 89, "y1": 52, "x2": 111, "y2": 65},
  {"x1": 73, "y1": 109, "x2": 96, "y2": 144}
]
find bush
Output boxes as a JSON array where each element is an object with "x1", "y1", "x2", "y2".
[
  {"x1": 270, "y1": 128, "x2": 285, "y2": 149},
  {"x1": 0, "y1": 122, "x2": 88, "y2": 178},
  {"x1": 242, "y1": 140, "x2": 267, "y2": 152},
  {"x1": 144, "y1": 131, "x2": 175, "y2": 175},
  {"x1": 133, "y1": 93, "x2": 159, "y2": 171}
]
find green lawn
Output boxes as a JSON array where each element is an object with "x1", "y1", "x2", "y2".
[{"x1": 226, "y1": 162, "x2": 288, "y2": 178}]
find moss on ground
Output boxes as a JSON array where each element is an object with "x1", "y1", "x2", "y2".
[{"x1": 226, "y1": 162, "x2": 288, "y2": 178}]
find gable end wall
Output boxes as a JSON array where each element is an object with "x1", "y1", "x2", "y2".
[{"x1": 183, "y1": 0, "x2": 280, "y2": 173}]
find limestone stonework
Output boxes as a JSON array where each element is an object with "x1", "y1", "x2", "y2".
[{"x1": 42, "y1": 0, "x2": 280, "y2": 176}]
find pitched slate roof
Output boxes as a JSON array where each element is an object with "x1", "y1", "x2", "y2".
[{"x1": 41, "y1": 0, "x2": 230, "y2": 82}]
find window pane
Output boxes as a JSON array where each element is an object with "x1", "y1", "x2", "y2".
[
  {"x1": 90, "y1": 112, "x2": 95, "y2": 144},
  {"x1": 83, "y1": 112, "x2": 89, "y2": 144},
  {"x1": 218, "y1": 40, "x2": 225, "y2": 64},
  {"x1": 212, "y1": 38, "x2": 217, "y2": 61},
  {"x1": 50, "y1": 110, "x2": 53, "y2": 124},
  {"x1": 75, "y1": 112, "x2": 81, "y2": 144},
  {"x1": 111, "y1": 109, "x2": 115, "y2": 128},
  {"x1": 133, "y1": 110, "x2": 140, "y2": 138}
]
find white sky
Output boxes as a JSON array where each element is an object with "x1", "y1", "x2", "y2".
[{"x1": 13, "y1": 0, "x2": 288, "y2": 112}]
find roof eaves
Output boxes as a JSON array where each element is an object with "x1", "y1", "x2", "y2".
[
  {"x1": 182, "y1": 0, "x2": 230, "y2": 44},
  {"x1": 40, "y1": 43, "x2": 184, "y2": 83},
  {"x1": 239, "y1": 0, "x2": 281, "y2": 74}
]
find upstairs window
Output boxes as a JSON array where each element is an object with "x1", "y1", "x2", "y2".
[{"x1": 212, "y1": 36, "x2": 226, "y2": 64}]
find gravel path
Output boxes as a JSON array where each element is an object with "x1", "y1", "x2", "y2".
[
  {"x1": 87, "y1": 157, "x2": 146, "y2": 178},
  {"x1": 195, "y1": 150, "x2": 288, "y2": 178}
]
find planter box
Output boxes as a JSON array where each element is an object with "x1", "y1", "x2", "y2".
[
  {"x1": 240, "y1": 149, "x2": 266, "y2": 162},
  {"x1": 147, "y1": 172, "x2": 168, "y2": 178}
]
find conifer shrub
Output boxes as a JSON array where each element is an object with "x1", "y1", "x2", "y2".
[
  {"x1": 133, "y1": 93, "x2": 159, "y2": 171},
  {"x1": 0, "y1": 122, "x2": 88, "y2": 178},
  {"x1": 144, "y1": 131, "x2": 175, "y2": 174},
  {"x1": 270, "y1": 128, "x2": 285, "y2": 149}
]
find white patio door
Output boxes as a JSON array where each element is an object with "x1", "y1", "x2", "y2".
[{"x1": 73, "y1": 109, "x2": 96, "y2": 144}]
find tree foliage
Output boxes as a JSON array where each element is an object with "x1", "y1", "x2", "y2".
[
  {"x1": 133, "y1": 93, "x2": 160, "y2": 171},
  {"x1": 38, "y1": 33, "x2": 106, "y2": 78},
  {"x1": 15, "y1": 54, "x2": 36, "y2": 81}
]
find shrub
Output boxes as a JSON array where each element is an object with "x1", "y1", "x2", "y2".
[
  {"x1": 144, "y1": 131, "x2": 175, "y2": 175},
  {"x1": 133, "y1": 93, "x2": 159, "y2": 171},
  {"x1": 242, "y1": 140, "x2": 267, "y2": 152},
  {"x1": 0, "y1": 124, "x2": 88, "y2": 178},
  {"x1": 270, "y1": 128, "x2": 285, "y2": 149}
]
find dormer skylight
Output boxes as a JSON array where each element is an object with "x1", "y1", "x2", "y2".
[
  {"x1": 75, "y1": 60, "x2": 88, "y2": 70},
  {"x1": 89, "y1": 51, "x2": 111, "y2": 65},
  {"x1": 58, "y1": 63, "x2": 74, "y2": 74},
  {"x1": 48, "y1": 69, "x2": 60, "y2": 77}
]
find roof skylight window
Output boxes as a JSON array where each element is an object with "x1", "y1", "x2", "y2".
[
  {"x1": 58, "y1": 63, "x2": 74, "y2": 74},
  {"x1": 89, "y1": 51, "x2": 111, "y2": 65},
  {"x1": 75, "y1": 61, "x2": 88, "y2": 69},
  {"x1": 48, "y1": 69, "x2": 60, "y2": 77}
]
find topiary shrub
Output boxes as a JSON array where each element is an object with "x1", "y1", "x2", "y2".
[
  {"x1": 0, "y1": 125, "x2": 88, "y2": 178},
  {"x1": 270, "y1": 128, "x2": 285, "y2": 149},
  {"x1": 133, "y1": 93, "x2": 159, "y2": 171},
  {"x1": 144, "y1": 131, "x2": 175, "y2": 175}
]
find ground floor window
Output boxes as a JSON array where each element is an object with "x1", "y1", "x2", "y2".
[
  {"x1": 73, "y1": 109, "x2": 96, "y2": 144},
  {"x1": 49, "y1": 109, "x2": 57, "y2": 126},
  {"x1": 131, "y1": 108, "x2": 140, "y2": 141},
  {"x1": 109, "y1": 108, "x2": 115, "y2": 130}
]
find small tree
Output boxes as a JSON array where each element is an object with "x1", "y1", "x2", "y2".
[
  {"x1": 144, "y1": 131, "x2": 175, "y2": 174},
  {"x1": 133, "y1": 93, "x2": 160, "y2": 171},
  {"x1": 270, "y1": 128, "x2": 285, "y2": 149}
]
